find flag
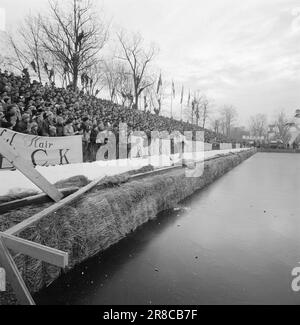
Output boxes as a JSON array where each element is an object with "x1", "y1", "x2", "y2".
[
  {"x1": 31, "y1": 61, "x2": 37, "y2": 73},
  {"x1": 187, "y1": 90, "x2": 191, "y2": 107},
  {"x1": 172, "y1": 81, "x2": 175, "y2": 98},
  {"x1": 144, "y1": 95, "x2": 148, "y2": 110},
  {"x1": 157, "y1": 73, "x2": 162, "y2": 94},
  {"x1": 180, "y1": 86, "x2": 184, "y2": 105}
]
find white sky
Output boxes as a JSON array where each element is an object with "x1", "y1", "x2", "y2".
[{"x1": 1, "y1": 0, "x2": 300, "y2": 125}]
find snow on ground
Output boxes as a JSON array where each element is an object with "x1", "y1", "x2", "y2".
[{"x1": 0, "y1": 148, "x2": 250, "y2": 197}]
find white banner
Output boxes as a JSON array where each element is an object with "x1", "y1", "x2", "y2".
[
  {"x1": 0, "y1": 128, "x2": 83, "y2": 169},
  {"x1": 220, "y1": 143, "x2": 233, "y2": 150},
  {"x1": 204, "y1": 143, "x2": 213, "y2": 151}
]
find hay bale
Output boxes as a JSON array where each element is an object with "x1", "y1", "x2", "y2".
[
  {"x1": 0, "y1": 190, "x2": 39, "y2": 205},
  {"x1": 54, "y1": 175, "x2": 90, "y2": 189}
]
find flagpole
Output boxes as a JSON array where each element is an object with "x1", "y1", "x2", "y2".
[
  {"x1": 181, "y1": 102, "x2": 183, "y2": 121},
  {"x1": 171, "y1": 92, "x2": 173, "y2": 119}
]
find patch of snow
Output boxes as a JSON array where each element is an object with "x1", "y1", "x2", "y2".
[{"x1": 0, "y1": 148, "x2": 250, "y2": 197}]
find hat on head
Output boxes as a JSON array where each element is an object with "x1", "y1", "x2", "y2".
[
  {"x1": 22, "y1": 113, "x2": 30, "y2": 120},
  {"x1": 45, "y1": 112, "x2": 53, "y2": 118},
  {"x1": 65, "y1": 118, "x2": 74, "y2": 125}
]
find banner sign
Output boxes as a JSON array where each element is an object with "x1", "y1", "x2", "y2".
[{"x1": 0, "y1": 128, "x2": 83, "y2": 169}]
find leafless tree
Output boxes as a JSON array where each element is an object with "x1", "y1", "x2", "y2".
[
  {"x1": 220, "y1": 105, "x2": 237, "y2": 137},
  {"x1": 211, "y1": 118, "x2": 221, "y2": 134},
  {"x1": 40, "y1": 0, "x2": 109, "y2": 90},
  {"x1": 82, "y1": 60, "x2": 105, "y2": 96},
  {"x1": 199, "y1": 95, "x2": 212, "y2": 129},
  {"x1": 117, "y1": 31, "x2": 157, "y2": 109},
  {"x1": 7, "y1": 34, "x2": 27, "y2": 73},
  {"x1": 274, "y1": 111, "x2": 291, "y2": 146},
  {"x1": 19, "y1": 14, "x2": 45, "y2": 82},
  {"x1": 7, "y1": 14, "x2": 52, "y2": 82},
  {"x1": 114, "y1": 64, "x2": 134, "y2": 107},
  {"x1": 102, "y1": 59, "x2": 126, "y2": 103},
  {"x1": 192, "y1": 96, "x2": 200, "y2": 126},
  {"x1": 249, "y1": 114, "x2": 268, "y2": 138}
]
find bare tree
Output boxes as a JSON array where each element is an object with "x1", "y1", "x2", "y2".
[
  {"x1": 220, "y1": 119, "x2": 226, "y2": 135},
  {"x1": 82, "y1": 60, "x2": 105, "y2": 96},
  {"x1": 19, "y1": 14, "x2": 45, "y2": 82},
  {"x1": 117, "y1": 31, "x2": 157, "y2": 109},
  {"x1": 116, "y1": 65, "x2": 131, "y2": 105},
  {"x1": 220, "y1": 105, "x2": 237, "y2": 137},
  {"x1": 7, "y1": 14, "x2": 53, "y2": 82},
  {"x1": 249, "y1": 114, "x2": 268, "y2": 138},
  {"x1": 274, "y1": 111, "x2": 291, "y2": 146},
  {"x1": 211, "y1": 118, "x2": 221, "y2": 134},
  {"x1": 7, "y1": 34, "x2": 27, "y2": 73},
  {"x1": 40, "y1": 0, "x2": 109, "y2": 90},
  {"x1": 199, "y1": 95, "x2": 212, "y2": 129},
  {"x1": 102, "y1": 60, "x2": 128, "y2": 103}
]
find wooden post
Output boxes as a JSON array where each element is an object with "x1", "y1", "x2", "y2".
[
  {"x1": 0, "y1": 236, "x2": 35, "y2": 305},
  {"x1": 0, "y1": 137, "x2": 63, "y2": 203},
  {"x1": 1, "y1": 233, "x2": 68, "y2": 268}
]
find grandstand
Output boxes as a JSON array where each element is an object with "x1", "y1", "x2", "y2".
[{"x1": 0, "y1": 69, "x2": 230, "y2": 162}]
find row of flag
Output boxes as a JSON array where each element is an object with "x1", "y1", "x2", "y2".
[{"x1": 156, "y1": 73, "x2": 192, "y2": 107}]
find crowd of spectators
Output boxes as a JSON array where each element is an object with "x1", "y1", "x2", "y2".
[{"x1": 0, "y1": 69, "x2": 230, "y2": 161}]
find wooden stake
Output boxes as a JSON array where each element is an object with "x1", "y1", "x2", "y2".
[
  {"x1": 1, "y1": 233, "x2": 68, "y2": 268},
  {"x1": 0, "y1": 236, "x2": 35, "y2": 305}
]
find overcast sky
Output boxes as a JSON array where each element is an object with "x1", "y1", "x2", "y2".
[{"x1": 1, "y1": 0, "x2": 300, "y2": 125}]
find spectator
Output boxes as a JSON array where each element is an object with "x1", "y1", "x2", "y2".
[
  {"x1": 15, "y1": 113, "x2": 31, "y2": 134},
  {"x1": 49, "y1": 125, "x2": 57, "y2": 137},
  {"x1": 56, "y1": 116, "x2": 64, "y2": 137},
  {"x1": 64, "y1": 118, "x2": 75, "y2": 136},
  {"x1": 39, "y1": 112, "x2": 54, "y2": 136},
  {"x1": 0, "y1": 105, "x2": 12, "y2": 128},
  {"x1": 30, "y1": 122, "x2": 39, "y2": 135}
]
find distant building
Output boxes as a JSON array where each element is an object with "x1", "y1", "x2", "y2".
[{"x1": 231, "y1": 127, "x2": 250, "y2": 142}]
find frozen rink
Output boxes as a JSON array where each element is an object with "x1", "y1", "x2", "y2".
[{"x1": 0, "y1": 148, "x2": 250, "y2": 197}]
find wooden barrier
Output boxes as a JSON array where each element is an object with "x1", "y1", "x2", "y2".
[{"x1": 0, "y1": 139, "x2": 71, "y2": 305}]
